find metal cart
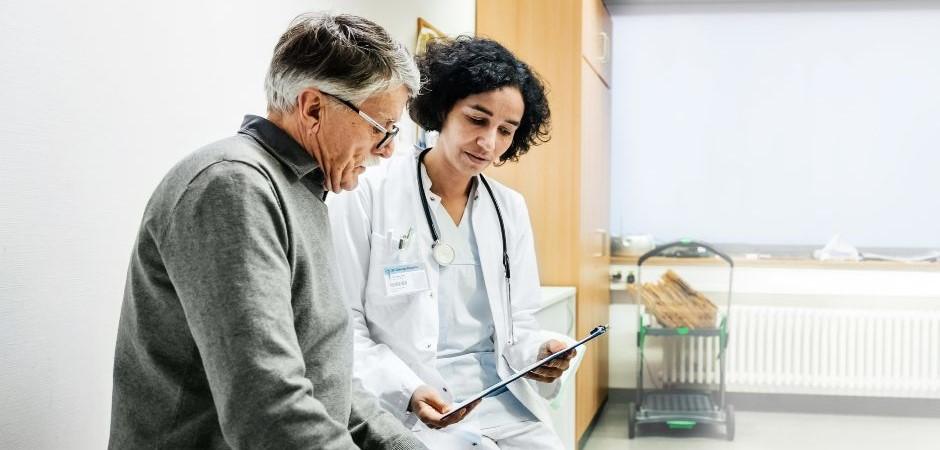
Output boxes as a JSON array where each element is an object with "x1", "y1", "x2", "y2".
[{"x1": 627, "y1": 240, "x2": 735, "y2": 440}]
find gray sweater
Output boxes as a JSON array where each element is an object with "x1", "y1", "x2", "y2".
[{"x1": 109, "y1": 115, "x2": 425, "y2": 450}]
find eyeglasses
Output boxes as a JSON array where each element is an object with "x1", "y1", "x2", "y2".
[{"x1": 322, "y1": 92, "x2": 399, "y2": 149}]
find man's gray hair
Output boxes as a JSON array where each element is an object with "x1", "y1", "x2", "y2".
[{"x1": 265, "y1": 12, "x2": 420, "y2": 112}]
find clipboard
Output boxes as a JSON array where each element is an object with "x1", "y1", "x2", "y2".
[{"x1": 441, "y1": 324, "x2": 609, "y2": 420}]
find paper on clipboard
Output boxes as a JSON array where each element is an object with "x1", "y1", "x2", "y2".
[{"x1": 441, "y1": 325, "x2": 609, "y2": 420}]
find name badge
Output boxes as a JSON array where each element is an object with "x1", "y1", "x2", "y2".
[{"x1": 383, "y1": 262, "x2": 430, "y2": 297}]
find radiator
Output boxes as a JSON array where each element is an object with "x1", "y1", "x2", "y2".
[{"x1": 654, "y1": 306, "x2": 940, "y2": 398}]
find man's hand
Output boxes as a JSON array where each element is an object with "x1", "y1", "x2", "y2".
[
  {"x1": 524, "y1": 339, "x2": 576, "y2": 383},
  {"x1": 408, "y1": 385, "x2": 481, "y2": 429}
]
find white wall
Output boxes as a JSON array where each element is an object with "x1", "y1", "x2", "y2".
[
  {"x1": 0, "y1": 1, "x2": 473, "y2": 448},
  {"x1": 608, "y1": 1, "x2": 940, "y2": 248}
]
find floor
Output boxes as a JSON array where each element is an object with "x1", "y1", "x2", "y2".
[{"x1": 581, "y1": 399, "x2": 940, "y2": 450}]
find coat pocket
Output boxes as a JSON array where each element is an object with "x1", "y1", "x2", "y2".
[{"x1": 365, "y1": 231, "x2": 427, "y2": 304}]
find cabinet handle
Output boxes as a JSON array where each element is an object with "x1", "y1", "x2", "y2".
[
  {"x1": 566, "y1": 299, "x2": 576, "y2": 336},
  {"x1": 593, "y1": 228, "x2": 608, "y2": 257},
  {"x1": 599, "y1": 32, "x2": 610, "y2": 64}
]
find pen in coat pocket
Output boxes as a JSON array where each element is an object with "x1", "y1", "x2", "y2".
[{"x1": 398, "y1": 227, "x2": 414, "y2": 250}]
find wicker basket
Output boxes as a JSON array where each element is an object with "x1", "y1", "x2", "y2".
[{"x1": 628, "y1": 270, "x2": 717, "y2": 328}]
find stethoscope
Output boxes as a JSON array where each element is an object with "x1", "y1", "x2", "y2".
[{"x1": 416, "y1": 147, "x2": 516, "y2": 345}]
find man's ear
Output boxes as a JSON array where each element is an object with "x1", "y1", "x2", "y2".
[{"x1": 297, "y1": 88, "x2": 324, "y2": 134}]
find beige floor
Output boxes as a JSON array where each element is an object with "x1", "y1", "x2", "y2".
[{"x1": 582, "y1": 400, "x2": 940, "y2": 450}]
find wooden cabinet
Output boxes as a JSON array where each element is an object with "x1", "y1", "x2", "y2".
[
  {"x1": 582, "y1": 0, "x2": 613, "y2": 85},
  {"x1": 577, "y1": 56, "x2": 611, "y2": 438},
  {"x1": 476, "y1": 0, "x2": 611, "y2": 442}
]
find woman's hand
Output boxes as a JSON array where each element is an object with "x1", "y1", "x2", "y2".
[
  {"x1": 408, "y1": 385, "x2": 481, "y2": 429},
  {"x1": 524, "y1": 339, "x2": 577, "y2": 383}
]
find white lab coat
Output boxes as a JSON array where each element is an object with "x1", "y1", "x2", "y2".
[{"x1": 328, "y1": 150, "x2": 578, "y2": 430}]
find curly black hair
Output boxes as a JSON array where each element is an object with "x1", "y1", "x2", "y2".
[{"x1": 410, "y1": 36, "x2": 551, "y2": 165}]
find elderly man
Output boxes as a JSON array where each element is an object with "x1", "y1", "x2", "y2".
[{"x1": 109, "y1": 13, "x2": 425, "y2": 449}]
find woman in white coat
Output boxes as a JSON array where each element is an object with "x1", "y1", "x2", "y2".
[{"x1": 329, "y1": 36, "x2": 577, "y2": 449}]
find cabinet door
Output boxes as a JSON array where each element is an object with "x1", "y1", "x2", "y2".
[
  {"x1": 581, "y1": 0, "x2": 612, "y2": 86},
  {"x1": 533, "y1": 292, "x2": 577, "y2": 450},
  {"x1": 575, "y1": 60, "x2": 611, "y2": 439}
]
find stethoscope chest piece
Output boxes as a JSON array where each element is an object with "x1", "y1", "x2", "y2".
[{"x1": 432, "y1": 241, "x2": 456, "y2": 266}]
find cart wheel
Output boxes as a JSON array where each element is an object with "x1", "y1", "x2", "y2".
[
  {"x1": 725, "y1": 404, "x2": 735, "y2": 441},
  {"x1": 627, "y1": 402, "x2": 637, "y2": 439}
]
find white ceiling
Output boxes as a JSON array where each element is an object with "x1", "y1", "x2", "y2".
[
  {"x1": 603, "y1": 0, "x2": 940, "y2": 13},
  {"x1": 604, "y1": 0, "x2": 867, "y2": 4}
]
